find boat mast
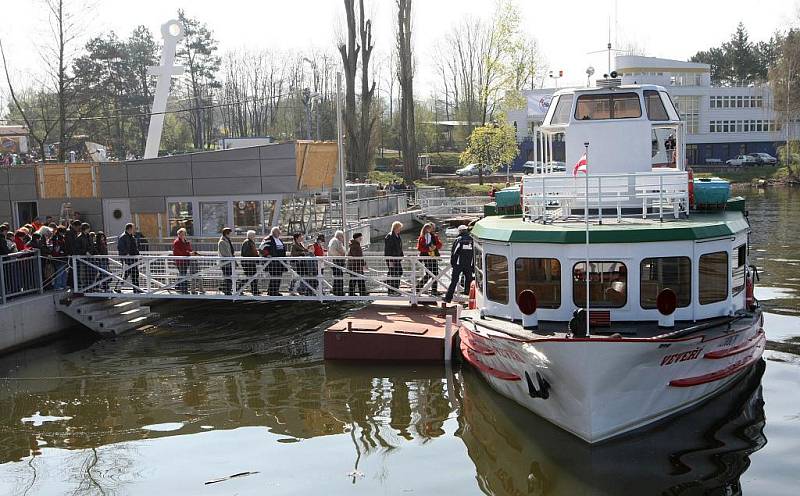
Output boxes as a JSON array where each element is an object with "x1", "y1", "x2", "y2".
[{"x1": 584, "y1": 141, "x2": 591, "y2": 338}]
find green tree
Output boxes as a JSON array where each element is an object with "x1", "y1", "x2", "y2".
[
  {"x1": 691, "y1": 23, "x2": 778, "y2": 85},
  {"x1": 177, "y1": 9, "x2": 221, "y2": 150},
  {"x1": 460, "y1": 121, "x2": 517, "y2": 185},
  {"x1": 770, "y1": 28, "x2": 800, "y2": 176}
]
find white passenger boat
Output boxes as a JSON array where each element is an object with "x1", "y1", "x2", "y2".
[{"x1": 459, "y1": 82, "x2": 764, "y2": 444}]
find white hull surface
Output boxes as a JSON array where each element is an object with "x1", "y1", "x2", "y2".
[{"x1": 459, "y1": 311, "x2": 764, "y2": 443}]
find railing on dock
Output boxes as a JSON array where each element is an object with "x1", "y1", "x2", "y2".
[
  {"x1": 419, "y1": 196, "x2": 487, "y2": 217},
  {"x1": 1, "y1": 250, "x2": 43, "y2": 304},
  {"x1": 71, "y1": 254, "x2": 458, "y2": 304},
  {"x1": 521, "y1": 171, "x2": 689, "y2": 223}
]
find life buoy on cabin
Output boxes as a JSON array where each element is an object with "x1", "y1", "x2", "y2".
[{"x1": 468, "y1": 280, "x2": 477, "y2": 310}]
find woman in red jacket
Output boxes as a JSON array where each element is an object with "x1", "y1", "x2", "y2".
[
  {"x1": 415, "y1": 222, "x2": 442, "y2": 295},
  {"x1": 172, "y1": 227, "x2": 197, "y2": 294}
]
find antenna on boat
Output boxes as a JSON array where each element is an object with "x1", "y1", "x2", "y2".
[{"x1": 586, "y1": 16, "x2": 624, "y2": 76}]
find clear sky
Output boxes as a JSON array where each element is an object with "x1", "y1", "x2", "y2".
[{"x1": 1, "y1": 0, "x2": 797, "y2": 98}]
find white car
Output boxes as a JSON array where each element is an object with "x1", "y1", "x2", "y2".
[
  {"x1": 725, "y1": 155, "x2": 758, "y2": 166},
  {"x1": 456, "y1": 163, "x2": 490, "y2": 176},
  {"x1": 748, "y1": 152, "x2": 778, "y2": 165}
]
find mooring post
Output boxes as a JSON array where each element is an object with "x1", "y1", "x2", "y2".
[{"x1": 444, "y1": 315, "x2": 453, "y2": 362}]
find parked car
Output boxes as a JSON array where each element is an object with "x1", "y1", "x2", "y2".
[
  {"x1": 456, "y1": 163, "x2": 490, "y2": 176},
  {"x1": 522, "y1": 160, "x2": 567, "y2": 174},
  {"x1": 725, "y1": 155, "x2": 758, "y2": 166},
  {"x1": 748, "y1": 152, "x2": 778, "y2": 165}
]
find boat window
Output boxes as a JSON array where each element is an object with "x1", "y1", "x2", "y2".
[
  {"x1": 640, "y1": 257, "x2": 691, "y2": 309},
  {"x1": 515, "y1": 258, "x2": 561, "y2": 309},
  {"x1": 168, "y1": 201, "x2": 194, "y2": 236},
  {"x1": 574, "y1": 92, "x2": 641, "y2": 120},
  {"x1": 550, "y1": 95, "x2": 573, "y2": 125},
  {"x1": 732, "y1": 244, "x2": 747, "y2": 295},
  {"x1": 474, "y1": 244, "x2": 484, "y2": 293},
  {"x1": 699, "y1": 251, "x2": 729, "y2": 304},
  {"x1": 486, "y1": 254, "x2": 509, "y2": 304},
  {"x1": 644, "y1": 90, "x2": 670, "y2": 121},
  {"x1": 572, "y1": 261, "x2": 627, "y2": 308}
]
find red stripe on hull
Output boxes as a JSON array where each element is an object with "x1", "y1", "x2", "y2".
[
  {"x1": 704, "y1": 330, "x2": 765, "y2": 359},
  {"x1": 669, "y1": 335, "x2": 765, "y2": 387},
  {"x1": 460, "y1": 341, "x2": 520, "y2": 381},
  {"x1": 461, "y1": 329, "x2": 495, "y2": 355}
]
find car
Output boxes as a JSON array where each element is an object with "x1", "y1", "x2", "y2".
[
  {"x1": 522, "y1": 160, "x2": 567, "y2": 174},
  {"x1": 456, "y1": 163, "x2": 490, "y2": 176},
  {"x1": 748, "y1": 152, "x2": 778, "y2": 165},
  {"x1": 725, "y1": 155, "x2": 758, "y2": 166}
]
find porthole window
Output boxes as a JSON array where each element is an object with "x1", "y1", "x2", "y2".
[{"x1": 112, "y1": 209, "x2": 122, "y2": 220}]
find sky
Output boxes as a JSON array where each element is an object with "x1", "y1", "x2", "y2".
[{"x1": 1, "y1": 0, "x2": 798, "y2": 100}]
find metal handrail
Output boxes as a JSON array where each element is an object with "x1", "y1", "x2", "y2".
[
  {"x1": 0, "y1": 249, "x2": 43, "y2": 305},
  {"x1": 521, "y1": 170, "x2": 689, "y2": 223},
  {"x1": 71, "y1": 254, "x2": 459, "y2": 304}
]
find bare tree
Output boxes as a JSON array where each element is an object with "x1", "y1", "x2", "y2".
[{"x1": 397, "y1": 0, "x2": 417, "y2": 179}]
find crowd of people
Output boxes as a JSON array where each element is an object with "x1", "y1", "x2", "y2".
[
  {"x1": 2, "y1": 215, "x2": 475, "y2": 302},
  {"x1": 0, "y1": 150, "x2": 39, "y2": 167}
]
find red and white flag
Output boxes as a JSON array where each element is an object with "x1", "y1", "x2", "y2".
[{"x1": 573, "y1": 153, "x2": 588, "y2": 176}]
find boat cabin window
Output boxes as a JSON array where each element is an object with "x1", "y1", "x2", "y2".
[
  {"x1": 550, "y1": 95, "x2": 573, "y2": 125},
  {"x1": 699, "y1": 251, "x2": 729, "y2": 304},
  {"x1": 574, "y1": 92, "x2": 641, "y2": 120},
  {"x1": 486, "y1": 254, "x2": 509, "y2": 304},
  {"x1": 572, "y1": 261, "x2": 627, "y2": 308},
  {"x1": 640, "y1": 257, "x2": 691, "y2": 309},
  {"x1": 515, "y1": 258, "x2": 561, "y2": 309},
  {"x1": 732, "y1": 244, "x2": 747, "y2": 295},
  {"x1": 475, "y1": 244, "x2": 484, "y2": 293},
  {"x1": 644, "y1": 90, "x2": 670, "y2": 121}
]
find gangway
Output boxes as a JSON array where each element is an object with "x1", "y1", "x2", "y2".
[{"x1": 71, "y1": 254, "x2": 463, "y2": 304}]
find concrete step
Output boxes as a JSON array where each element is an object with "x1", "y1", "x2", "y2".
[
  {"x1": 101, "y1": 312, "x2": 160, "y2": 336},
  {"x1": 73, "y1": 298, "x2": 131, "y2": 314},
  {"x1": 96, "y1": 307, "x2": 151, "y2": 328},
  {"x1": 86, "y1": 301, "x2": 143, "y2": 320}
]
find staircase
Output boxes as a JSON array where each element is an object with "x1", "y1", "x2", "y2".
[{"x1": 56, "y1": 296, "x2": 160, "y2": 336}]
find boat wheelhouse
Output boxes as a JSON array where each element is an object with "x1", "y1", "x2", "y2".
[{"x1": 459, "y1": 83, "x2": 764, "y2": 444}]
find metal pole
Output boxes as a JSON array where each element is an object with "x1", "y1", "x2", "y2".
[
  {"x1": 0, "y1": 256, "x2": 6, "y2": 305},
  {"x1": 336, "y1": 72, "x2": 347, "y2": 237},
  {"x1": 584, "y1": 142, "x2": 591, "y2": 338}
]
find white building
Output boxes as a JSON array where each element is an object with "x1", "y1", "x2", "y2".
[{"x1": 508, "y1": 55, "x2": 784, "y2": 167}]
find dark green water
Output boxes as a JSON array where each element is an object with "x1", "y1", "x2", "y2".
[{"x1": 0, "y1": 188, "x2": 798, "y2": 495}]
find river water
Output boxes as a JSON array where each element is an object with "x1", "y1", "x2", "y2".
[{"x1": 0, "y1": 187, "x2": 798, "y2": 495}]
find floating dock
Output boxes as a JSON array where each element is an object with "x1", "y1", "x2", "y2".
[{"x1": 324, "y1": 301, "x2": 460, "y2": 362}]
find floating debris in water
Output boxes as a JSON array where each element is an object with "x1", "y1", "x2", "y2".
[
  {"x1": 204, "y1": 471, "x2": 260, "y2": 485},
  {"x1": 141, "y1": 422, "x2": 185, "y2": 432},
  {"x1": 200, "y1": 425, "x2": 214, "y2": 430},
  {"x1": 21, "y1": 412, "x2": 73, "y2": 427}
]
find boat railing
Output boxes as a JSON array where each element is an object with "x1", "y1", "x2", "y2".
[
  {"x1": 71, "y1": 254, "x2": 456, "y2": 303},
  {"x1": 521, "y1": 170, "x2": 689, "y2": 223}
]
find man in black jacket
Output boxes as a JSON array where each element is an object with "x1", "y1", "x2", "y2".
[
  {"x1": 384, "y1": 221, "x2": 403, "y2": 295},
  {"x1": 0, "y1": 225, "x2": 9, "y2": 256},
  {"x1": 259, "y1": 227, "x2": 286, "y2": 296},
  {"x1": 117, "y1": 223, "x2": 141, "y2": 292},
  {"x1": 445, "y1": 225, "x2": 474, "y2": 303}
]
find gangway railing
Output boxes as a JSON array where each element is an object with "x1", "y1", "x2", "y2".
[
  {"x1": 1, "y1": 250, "x2": 43, "y2": 304},
  {"x1": 521, "y1": 171, "x2": 689, "y2": 223},
  {"x1": 419, "y1": 196, "x2": 487, "y2": 217},
  {"x1": 72, "y1": 254, "x2": 461, "y2": 304}
]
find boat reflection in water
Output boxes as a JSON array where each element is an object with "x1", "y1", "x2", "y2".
[{"x1": 456, "y1": 359, "x2": 767, "y2": 496}]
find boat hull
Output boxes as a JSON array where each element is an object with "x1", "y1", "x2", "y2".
[{"x1": 459, "y1": 311, "x2": 765, "y2": 443}]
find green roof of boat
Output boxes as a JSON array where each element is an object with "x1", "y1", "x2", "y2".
[{"x1": 472, "y1": 210, "x2": 749, "y2": 244}]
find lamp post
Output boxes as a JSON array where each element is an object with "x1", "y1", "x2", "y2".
[
  {"x1": 549, "y1": 70, "x2": 563, "y2": 88},
  {"x1": 302, "y1": 58, "x2": 321, "y2": 141}
]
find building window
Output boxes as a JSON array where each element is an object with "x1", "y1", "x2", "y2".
[
  {"x1": 575, "y1": 93, "x2": 641, "y2": 120},
  {"x1": 233, "y1": 201, "x2": 261, "y2": 234},
  {"x1": 515, "y1": 258, "x2": 561, "y2": 309},
  {"x1": 486, "y1": 254, "x2": 509, "y2": 304},
  {"x1": 699, "y1": 251, "x2": 729, "y2": 305},
  {"x1": 732, "y1": 244, "x2": 746, "y2": 295},
  {"x1": 640, "y1": 257, "x2": 692, "y2": 309},
  {"x1": 674, "y1": 96, "x2": 699, "y2": 134},
  {"x1": 572, "y1": 261, "x2": 627, "y2": 308},
  {"x1": 168, "y1": 201, "x2": 194, "y2": 236},
  {"x1": 200, "y1": 202, "x2": 227, "y2": 236}
]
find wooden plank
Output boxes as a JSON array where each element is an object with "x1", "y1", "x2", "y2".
[
  {"x1": 69, "y1": 164, "x2": 97, "y2": 198},
  {"x1": 38, "y1": 163, "x2": 99, "y2": 198},
  {"x1": 135, "y1": 212, "x2": 161, "y2": 240},
  {"x1": 296, "y1": 141, "x2": 338, "y2": 191}
]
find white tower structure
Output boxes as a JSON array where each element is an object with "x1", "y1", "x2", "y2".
[{"x1": 144, "y1": 20, "x2": 185, "y2": 159}]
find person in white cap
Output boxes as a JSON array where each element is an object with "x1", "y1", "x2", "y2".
[{"x1": 445, "y1": 225, "x2": 474, "y2": 303}]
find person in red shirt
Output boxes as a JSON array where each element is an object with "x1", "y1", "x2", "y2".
[
  {"x1": 312, "y1": 234, "x2": 326, "y2": 257},
  {"x1": 172, "y1": 228, "x2": 197, "y2": 294},
  {"x1": 415, "y1": 222, "x2": 443, "y2": 295}
]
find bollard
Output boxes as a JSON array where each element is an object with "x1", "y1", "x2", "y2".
[
  {"x1": 347, "y1": 321, "x2": 353, "y2": 332},
  {"x1": 444, "y1": 315, "x2": 453, "y2": 362}
]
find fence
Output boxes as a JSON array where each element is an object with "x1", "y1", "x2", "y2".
[
  {"x1": 0, "y1": 250, "x2": 43, "y2": 304},
  {"x1": 419, "y1": 196, "x2": 487, "y2": 217},
  {"x1": 72, "y1": 254, "x2": 461, "y2": 304},
  {"x1": 521, "y1": 171, "x2": 690, "y2": 223}
]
